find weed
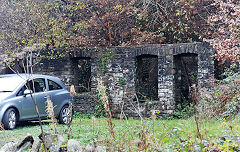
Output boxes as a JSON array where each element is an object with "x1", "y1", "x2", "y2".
[
  {"x1": 94, "y1": 102, "x2": 107, "y2": 118},
  {"x1": 97, "y1": 78, "x2": 115, "y2": 139},
  {"x1": 65, "y1": 102, "x2": 73, "y2": 140},
  {"x1": 173, "y1": 96, "x2": 194, "y2": 119},
  {"x1": 199, "y1": 73, "x2": 240, "y2": 120},
  {"x1": 45, "y1": 96, "x2": 58, "y2": 134},
  {"x1": 119, "y1": 77, "x2": 125, "y2": 86},
  {"x1": 100, "y1": 51, "x2": 114, "y2": 75}
]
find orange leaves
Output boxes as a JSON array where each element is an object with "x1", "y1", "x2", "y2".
[{"x1": 202, "y1": 0, "x2": 240, "y2": 64}]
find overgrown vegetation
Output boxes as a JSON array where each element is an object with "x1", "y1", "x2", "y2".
[
  {"x1": 0, "y1": 0, "x2": 239, "y2": 151},
  {"x1": 1, "y1": 113, "x2": 240, "y2": 151},
  {"x1": 1, "y1": 0, "x2": 232, "y2": 59},
  {"x1": 94, "y1": 102, "x2": 107, "y2": 118},
  {"x1": 173, "y1": 97, "x2": 195, "y2": 119},
  {"x1": 199, "y1": 73, "x2": 240, "y2": 120},
  {"x1": 1, "y1": 72, "x2": 240, "y2": 151}
]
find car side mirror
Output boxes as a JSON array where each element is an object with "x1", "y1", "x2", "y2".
[{"x1": 23, "y1": 89, "x2": 33, "y2": 96}]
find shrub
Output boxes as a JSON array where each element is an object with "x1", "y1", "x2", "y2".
[
  {"x1": 173, "y1": 96, "x2": 195, "y2": 119},
  {"x1": 199, "y1": 73, "x2": 240, "y2": 120}
]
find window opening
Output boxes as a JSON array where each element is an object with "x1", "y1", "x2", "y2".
[
  {"x1": 72, "y1": 57, "x2": 91, "y2": 93},
  {"x1": 135, "y1": 55, "x2": 158, "y2": 100}
]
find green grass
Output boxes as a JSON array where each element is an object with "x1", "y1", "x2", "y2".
[{"x1": 1, "y1": 114, "x2": 240, "y2": 150}]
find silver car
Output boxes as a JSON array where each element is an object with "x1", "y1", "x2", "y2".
[{"x1": 0, "y1": 74, "x2": 73, "y2": 130}]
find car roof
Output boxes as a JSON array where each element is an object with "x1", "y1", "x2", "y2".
[{"x1": 0, "y1": 73, "x2": 60, "y2": 81}]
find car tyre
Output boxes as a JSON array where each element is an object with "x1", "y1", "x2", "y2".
[
  {"x1": 59, "y1": 105, "x2": 72, "y2": 124},
  {"x1": 2, "y1": 108, "x2": 17, "y2": 130}
]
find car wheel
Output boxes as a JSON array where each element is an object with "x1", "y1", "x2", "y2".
[
  {"x1": 2, "y1": 108, "x2": 17, "y2": 130},
  {"x1": 59, "y1": 105, "x2": 72, "y2": 124}
]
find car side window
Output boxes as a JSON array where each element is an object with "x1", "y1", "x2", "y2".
[
  {"x1": 48, "y1": 80, "x2": 62, "y2": 91},
  {"x1": 17, "y1": 79, "x2": 46, "y2": 96},
  {"x1": 17, "y1": 86, "x2": 26, "y2": 96},
  {"x1": 26, "y1": 78, "x2": 46, "y2": 93}
]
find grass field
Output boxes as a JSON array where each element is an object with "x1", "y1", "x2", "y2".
[{"x1": 1, "y1": 114, "x2": 240, "y2": 150}]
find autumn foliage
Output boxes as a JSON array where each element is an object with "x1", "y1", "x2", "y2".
[
  {"x1": 0, "y1": 0, "x2": 211, "y2": 49},
  {"x1": 0, "y1": 0, "x2": 239, "y2": 64},
  {"x1": 203, "y1": 0, "x2": 240, "y2": 63}
]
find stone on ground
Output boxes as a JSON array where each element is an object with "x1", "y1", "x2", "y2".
[{"x1": 67, "y1": 139, "x2": 84, "y2": 152}]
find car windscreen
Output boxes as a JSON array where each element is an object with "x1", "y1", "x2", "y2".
[{"x1": 0, "y1": 76, "x2": 25, "y2": 92}]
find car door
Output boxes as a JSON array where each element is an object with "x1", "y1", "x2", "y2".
[
  {"x1": 17, "y1": 85, "x2": 36, "y2": 120},
  {"x1": 47, "y1": 79, "x2": 66, "y2": 112},
  {"x1": 19, "y1": 78, "x2": 48, "y2": 119}
]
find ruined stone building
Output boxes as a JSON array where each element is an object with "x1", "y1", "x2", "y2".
[{"x1": 1, "y1": 42, "x2": 215, "y2": 117}]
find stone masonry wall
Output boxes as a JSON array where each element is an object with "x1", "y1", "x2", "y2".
[{"x1": 33, "y1": 43, "x2": 214, "y2": 117}]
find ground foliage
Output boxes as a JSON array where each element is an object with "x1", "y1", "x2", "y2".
[
  {"x1": 1, "y1": 114, "x2": 240, "y2": 151},
  {"x1": 199, "y1": 73, "x2": 240, "y2": 120},
  {"x1": 1, "y1": 74, "x2": 240, "y2": 151}
]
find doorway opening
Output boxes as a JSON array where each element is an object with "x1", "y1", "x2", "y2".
[{"x1": 173, "y1": 53, "x2": 198, "y2": 106}]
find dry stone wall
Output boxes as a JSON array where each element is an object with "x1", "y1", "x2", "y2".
[{"x1": 33, "y1": 42, "x2": 214, "y2": 117}]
